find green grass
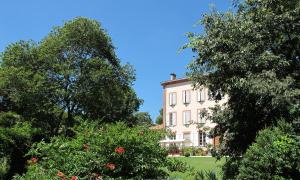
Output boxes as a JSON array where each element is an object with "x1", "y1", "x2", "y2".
[{"x1": 168, "y1": 157, "x2": 224, "y2": 180}]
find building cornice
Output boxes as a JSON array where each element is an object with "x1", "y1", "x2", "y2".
[{"x1": 161, "y1": 78, "x2": 190, "y2": 87}]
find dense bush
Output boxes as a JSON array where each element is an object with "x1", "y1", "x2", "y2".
[
  {"x1": 237, "y1": 123, "x2": 300, "y2": 179},
  {"x1": 14, "y1": 122, "x2": 169, "y2": 179},
  {"x1": 167, "y1": 144, "x2": 180, "y2": 155},
  {"x1": 166, "y1": 158, "x2": 190, "y2": 173},
  {"x1": 182, "y1": 147, "x2": 205, "y2": 156},
  {"x1": 0, "y1": 112, "x2": 38, "y2": 179},
  {"x1": 194, "y1": 170, "x2": 218, "y2": 180}
]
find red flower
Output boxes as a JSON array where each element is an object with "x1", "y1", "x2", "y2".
[
  {"x1": 30, "y1": 157, "x2": 38, "y2": 164},
  {"x1": 83, "y1": 143, "x2": 89, "y2": 151},
  {"x1": 115, "y1": 147, "x2": 125, "y2": 154},
  {"x1": 105, "y1": 163, "x2": 116, "y2": 170},
  {"x1": 71, "y1": 176, "x2": 76, "y2": 180},
  {"x1": 57, "y1": 171, "x2": 65, "y2": 177}
]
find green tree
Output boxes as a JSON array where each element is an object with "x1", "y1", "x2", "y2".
[
  {"x1": 156, "y1": 108, "x2": 163, "y2": 125},
  {"x1": 0, "y1": 17, "x2": 142, "y2": 178},
  {"x1": 133, "y1": 112, "x2": 153, "y2": 127},
  {"x1": 0, "y1": 17, "x2": 141, "y2": 133},
  {"x1": 185, "y1": 0, "x2": 300, "y2": 178}
]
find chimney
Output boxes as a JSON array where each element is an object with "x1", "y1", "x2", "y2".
[{"x1": 170, "y1": 73, "x2": 176, "y2": 80}]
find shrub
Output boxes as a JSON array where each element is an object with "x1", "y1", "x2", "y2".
[
  {"x1": 193, "y1": 148, "x2": 205, "y2": 156},
  {"x1": 168, "y1": 144, "x2": 180, "y2": 155},
  {"x1": 182, "y1": 147, "x2": 193, "y2": 156},
  {"x1": 194, "y1": 170, "x2": 218, "y2": 180},
  {"x1": 166, "y1": 158, "x2": 190, "y2": 172},
  {"x1": 237, "y1": 123, "x2": 300, "y2": 179},
  {"x1": 184, "y1": 152, "x2": 191, "y2": 157},
  {"x1": 15, "y1": 122, "x2": 169, "y2": 179}
]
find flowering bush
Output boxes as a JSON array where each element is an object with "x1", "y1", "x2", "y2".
[{"x1": 14, "y1": 122, "x2": 168, "y2": 179}]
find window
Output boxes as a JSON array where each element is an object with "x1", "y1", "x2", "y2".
[
  {"x1": 197, "y1": 109, "x2": 206, "y2": 124},
  {"x1": 182, "y1": 90, "x2": 191, "y2": 104},
  {"x1": 197, "y1": 88, "x2": 206, "y2": 102},
  {"x1": 166, "y1": 112, "x2": 176, "y2": 126},
  {"x1": 169, "y1": 92, "x2": 177, "y2": 106},
  {"x1": 183, "y1": 132, "x2": 191, "y2": 140},
  {"x1": 199, "y1": 131, "x2": 206, "y2": 146},
  {"x1": 208, "y1": 90, "x2": 213, "y2": 100},
  {"x1": 183, "y1": 110, "x2": 191, "y2": 125}
]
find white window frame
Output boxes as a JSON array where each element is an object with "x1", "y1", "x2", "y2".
[
  {"x1": 169, "y1": 92, "x2": 177, "y2": 106},
  {"x1": 197, "y1": 88, "x2": 206, "y2": 102},
  {"x1": 167, "y1": 112, "x2": 177, "y2": 126},
  {"x1": 197, "y1": 109, "x2": 206, "y2": 124},
  {"x1": 199, "y1": 131, "x2": 206, "y2": 146},
  {"x1": 182, "y1": 90, "x2": 191, "y2": 104},
  {"x1": 183, "y1": 110, "x2": 191, "y2": 125}
]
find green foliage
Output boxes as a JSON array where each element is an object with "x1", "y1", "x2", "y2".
[
  {"x1": 156, "y1": 108, "x2": 163, "y2": 125},
  {"x1": 194, "y1": 170, "x2": 218, "y2": 180},
  {"x1": 0, "y1": 17, "x2": 141, "y2": 135},
  {"x1": 185, "y1": 0, "x2": 300, "y2": 178},
  {"x1": 0, "y1": 17, "x2": 142, "y2": 178},
  {"x1": 132, "y1": 112, "x2": 152, "y2": 127},
  {"x1": 0, "y1": 112, "x2": 38, "y2": 179},
  {"x1": 167, "y1": 144, "x2": 181, "y2": 155},
  {"x1": 166, "y1": 158, "x2": 190, "y2": 173},
  {"x1": 16, "y1": 122, "x2": 168, "y2": 179},
  {"x1": 237, "y1": 123, "x2": 300, "y2": 179}
]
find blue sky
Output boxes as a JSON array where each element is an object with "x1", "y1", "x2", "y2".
[{"x1": 0, "y1": 0, "x2": 232, "y2": 121}]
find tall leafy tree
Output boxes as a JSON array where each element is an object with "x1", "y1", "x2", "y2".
[
  {"x1": 0, "y1": 17, "x2": 141, "y2": 134},
  {"x1": 185, "y1": 0, "x2": 300, "y2": 178},
  {"x1": 156, "y1": 108, "x2": 163, "y2": 125},
  {"x1": 0, "y1": 17, "x2": 141, "y2": 178},
  {"x1": 133, "y1": 112, "x2": 153, "y2": 127}
]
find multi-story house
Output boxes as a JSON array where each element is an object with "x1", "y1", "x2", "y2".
[{"x1": 160, "y1": 73, "x2": 226, "y2": 148}]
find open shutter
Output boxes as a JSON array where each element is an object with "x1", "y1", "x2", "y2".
[
  {"x1": 173, "y1": 112, "x2": 177, "y2": 126},
  {"x1": 197, "y1": 90, "x2": 201, "y2": 102},
  {"x1": 183, "y1": 111, "x2": 186, "y2": 124},
  {"x1": 182, "y1": 91, "x2": 185, "y2": 104},
  {"x1": 187, "y1": 91, "x2": 191, "y2": 103},
  {"x1": 166, "y1": 113, "x2": 170, "y2": 126},
  {"x1": 187, "y1": 111, "x2": 191, "y2": 124},
  {"x1": 201, "y1": 89, "x2": 206, "y2": 101},
  {"x1": 169, "y1": 93, "x2": 172, "y2": 105},
  {"x1": 197, "y1": 109, "x2": 201, "y2": 123},
  {"x1": 173, "y1": 93, "x2": 176, "y2": 105}
]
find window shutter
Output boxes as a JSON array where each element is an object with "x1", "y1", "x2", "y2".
[
  {"x1": 183, "y1": 111, "x2": 186, "y2": 124},
  {"x1": 187, "y1": 91, "x2": 191, "y2": 103},
  {"x1": 187, "y1": 111, "x2": 191, "y2": 124},
  {"x1": 166, "y1": 114, "x2": 170, "y2": 126},
  {"x1": 173, "y1": 93, "x2": 176, "y2": 105},
  {"x1": 173, "y1": 113, "x2": 177, "y2": 126},
  {"x1": 201, "y1": 89, "x2": 206, "y2": 101},
  {"x1": 197, "y1": 90, "x2": 201, "y2": 102},
  {"x1": 169, "y1": 93, "x2": 172, "y2": 105},
  {"x1": 197, "y1": 109, "x2": 201, "y2": 123}
]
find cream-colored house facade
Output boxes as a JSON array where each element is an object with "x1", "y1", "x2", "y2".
[{"x1": 160, "y1": 74, "x2": 226, "y2": 148}]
